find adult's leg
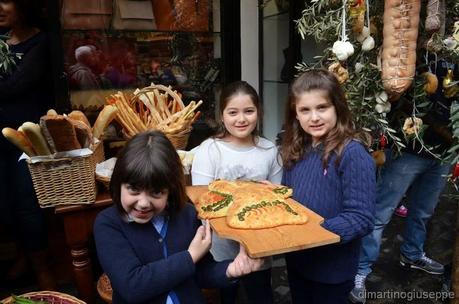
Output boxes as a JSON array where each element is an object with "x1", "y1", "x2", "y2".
[
  {"x1": 287, "y1": 261, "x2": 353, "y2": 304},
  {"x1": 3, "y1": 138, "x2": 55, "y2": 289},
  {"x1": 219, "y1": 283, "x2": 239, "y2": 304},
  {"x1": 308, "y1": 279, "x2": 354, "y2": 304},
  {"x1": 286, "y1": 262, "x2": 313, "y2": 304},
  {"x1": 240, "y1": 268, "x2": 273, "y2": 304},
  {"x1": 400, "y1": 158, "x2": 450, "y2": 260},
  {"x1": 0, "y1": 137, "x2": 17, "y2": 235},
  {"x1": 10, "y1": 159, "x2": 48, "y2": 252},
  {"x1": 358, "y1": 152, "x2": 420, "y2": 276}
]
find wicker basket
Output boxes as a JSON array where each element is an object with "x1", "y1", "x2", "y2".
[
  {"x1": 1, "y1": 291, "x2": 86, "y2": 304},
  {"x1": 96, "y1": 174, "x2": 111, "y2": 190},
  {"x1": 164, "y1": 127, "x2": 191, "y2": 150},
  {"x1": 27, "y1": 146, "x2": 100, "y2": 208},
  {"x1": 92, "y1": 140, "x2": 105, "y2": 164},
  {"x1": 127, "y1": 85, "x2": 195, "y2": 150},
  {"x1": 97, "y1": 273, "x2": 113, "y2": 303}
]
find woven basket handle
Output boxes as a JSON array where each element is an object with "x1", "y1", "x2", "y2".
[{"x1": 133, "y1": 84, "x2": 185, "y2": 109}]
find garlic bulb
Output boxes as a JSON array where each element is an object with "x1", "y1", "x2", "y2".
[
  {"x1": 362, "y1": 36, "x2": 375, "y2": 51},
  {"x1": 376, "y1": 91, "x2": 388, "y2": 104},
  {"x1": 356, "y1": 26, "x2": 370, "y2": 43},
  {"x1": 443, "y1": 37, "x2": 457, "y2": 50},
  {"x1": 332, "y1": 40, "x2": 355, "y2": 61},
  {"x1": 375, "y1": 102, "x2": 391, "y2": 114},
  {"x1": 355, "y1": 62, "x2": 364, "y2": 73}
]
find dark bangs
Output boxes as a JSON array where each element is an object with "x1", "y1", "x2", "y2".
[{"x1": 110, "y1": 131, "x2": 187, "y2": 216}]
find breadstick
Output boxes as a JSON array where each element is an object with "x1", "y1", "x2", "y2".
[
  {"x1": 117, "y1": 99, "x2": 145, "y2": 133},
  {"x1": 115, "y1": 100, "x2": 139, "y2": 136}
]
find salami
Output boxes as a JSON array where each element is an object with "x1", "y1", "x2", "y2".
[{"x1": 381, "y1": 0, "x2": 421, "y2": 100}]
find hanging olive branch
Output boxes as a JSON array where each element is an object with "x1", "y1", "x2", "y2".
[
  {"x1": 295, "y1": 0, "x2": 458, "y2": 161},
  {"x1": 0, "y1": 35, "x2": 20, "y2": 79}
]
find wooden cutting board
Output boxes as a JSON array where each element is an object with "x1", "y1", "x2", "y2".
[{"x1": 186, "y1": 186, "x2": 340, "y2": 258}]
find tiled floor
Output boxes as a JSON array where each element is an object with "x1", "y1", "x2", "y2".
[{"x1": 1, "y1": 185, "x2": 457, "y2": 304}]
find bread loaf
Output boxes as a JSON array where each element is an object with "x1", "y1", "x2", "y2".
[
  {"x1": 93, "y1": 105, "x2": 118, "y2": 140},
  {"x1": 2, "y1": 127, "x2": 37, "y2": 157},
  {"x1": 381, "y1": 0, "x2": 420, "y2": 100},
  {"x1": 40, "y1": 115, "x2": 81, "y2": 152},
  {"x1": 46, "y1": 109, "x2": 58, "y2": 116},
  {"x1": 69, "y1": 118, "x2": 93, "y2": 148},
  {"x1": 20, "y1": 122, "x2": 52, "y2": 155},
  {"x1": 68, "y1": 110, "x2": 91, "y2": 128}
]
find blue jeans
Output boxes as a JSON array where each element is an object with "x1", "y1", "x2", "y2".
[{"x1": 357, "y1": 151, "x2": 450, "y2": 276}]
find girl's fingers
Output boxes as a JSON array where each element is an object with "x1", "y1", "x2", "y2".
[
  {"x1": 195, "y1": 225, "x2": 204, "y2": 239},
  {"x1": 203, "y1": 220, "x2": 211, "y2": 243},
  {"x1": 204, "y1": 219, "x2": 211, "y2": 238},
  {"x1": 239, "y1": 244, "x2": 247, "y2": 255}
]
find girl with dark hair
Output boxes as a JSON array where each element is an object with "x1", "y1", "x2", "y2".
[
  {"x1": 0, "y1": 0, "x2": 55, "y2": 290},
  {"x1": 191, "y1": 81, "x2": 281, "y2": 304},
  {"x1": 280, "y1": 69, "x2": 375, "y2": 303},
  {"x1": 94, "y1": 131, "x2": 263, "y2": 304}
]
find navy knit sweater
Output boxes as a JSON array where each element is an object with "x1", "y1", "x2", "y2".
[
  {"x1": 282, "y1": 140, "x2": 375, "y2": 283},
  {"x1": 94, "y1": 203, "x2": 233, "y2": 304}
]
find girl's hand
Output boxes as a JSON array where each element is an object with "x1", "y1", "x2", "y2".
[
  {"x1": 226, "y1": 245, "x2": 264, "y2": 278},
  {"x1": 188, "y1": 220, "x2": 212, "y2": 263}
]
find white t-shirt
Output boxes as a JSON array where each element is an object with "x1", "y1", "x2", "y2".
[
  {"x1": 191, "y1": 137, "x2": 282, "y2": 185},
  {"x1": 191, "y1": 137, "x2": 282, "y2": 262}
]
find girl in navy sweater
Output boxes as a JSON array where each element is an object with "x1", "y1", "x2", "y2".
[
  {"x1": 94, "y1": 131, "x2": 262, "y2": 304},
  {"x1": 280, "y1": 69, "x2": 376, "y2": 304}
]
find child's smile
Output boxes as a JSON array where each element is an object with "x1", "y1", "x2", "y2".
[
  {"x1": 222, "y1": 94, "x2": 258, "y2": 146},
  {"x1": 120, "y1": 184, "x2": 169, "y2": 223}
]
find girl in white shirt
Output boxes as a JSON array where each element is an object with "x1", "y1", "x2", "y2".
[{"x1": 192, "y1": 81, "x2": 282, "y2": 304}]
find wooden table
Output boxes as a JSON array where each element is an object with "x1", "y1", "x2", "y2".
[{"x1": 54, "y1": 192, "x2": 112, "y2": 304}]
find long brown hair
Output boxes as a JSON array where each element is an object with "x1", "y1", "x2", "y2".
[
  {"x1": 214, "y1": 81, "x2": 262, "y2": 142},
  {"x1": 281, "y1": 69, "x2": 356, "y2": 169},
  {"x1": 110, "y1": 131, "x2": 187, "y2": 218}
]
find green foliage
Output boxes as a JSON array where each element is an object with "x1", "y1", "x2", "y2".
[
  {"x1": 296, "y1": 1, "x2": 343, "y2": 42},
  {"x1": 445, "y1": 102, "x2": 459, "y2": 164},
  {"x1": 0, "y1": 35, "x2": 19, "y2": 79},
  {"x1": 296, "y1": 0, "x2": 459, "y2": 164}
]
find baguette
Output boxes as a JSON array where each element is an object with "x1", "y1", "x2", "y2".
[
  {"x1": 381, "y1": 0, "x2": 420, "y2": 100},
  {"x1": 2, "y1": 127, "x2": 37, "y2": 157},
  {"x1": 20, "y1": 122, "x2": 52, "y2": 155},
  {"x1": 93, "y1": 105, "x2": 118, "y2": 140}
]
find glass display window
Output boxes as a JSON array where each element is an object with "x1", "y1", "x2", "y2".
[{"x1": 59, "y1": 0, "x2": 222, "y2": 125}]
